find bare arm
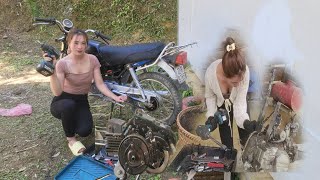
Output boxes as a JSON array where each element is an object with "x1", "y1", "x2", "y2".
[
  {"x1": 50, "y1": 69, "x2": 64, "y2": 96},
  {"x1": 93, "y1": 60, "x2": 127, "y2": 102},
  {"x1": 43, "y1": 54, "x2": 64, "y2": 96}
]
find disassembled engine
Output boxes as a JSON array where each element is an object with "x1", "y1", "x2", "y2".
[
  {"x1": 242, "y1": 66, "x2": 302, "y2": 172},
  {"x1": 242, "y1": 101, "x2": 300, "y2": 172},
  {"x1": 102, "y1": 116, "x2": 176, "y2": 179}
]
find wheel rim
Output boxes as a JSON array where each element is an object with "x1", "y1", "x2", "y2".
[{"x1": 136, "y1": 78, "x2": 175, "y2": 123}]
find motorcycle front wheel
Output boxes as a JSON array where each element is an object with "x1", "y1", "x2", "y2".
[{"x1": 135, "y1": 72, "x2": 182, "y2": 126}]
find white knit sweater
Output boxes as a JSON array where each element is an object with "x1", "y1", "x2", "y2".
[{"x1": 205, "y1": 59, "x2": 250, "y2": 129}]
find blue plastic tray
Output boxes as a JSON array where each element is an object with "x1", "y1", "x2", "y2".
[{"x1": 55, "y1": 155, "x2": 116, "y2": 180}]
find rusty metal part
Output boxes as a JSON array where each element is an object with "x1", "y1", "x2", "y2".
[
  {"x1": 146, "y1": 150, "x2": 169, "y2": 174},
  {"x1": 118, "y1": 134, "x2": 150, "y2": 175}
]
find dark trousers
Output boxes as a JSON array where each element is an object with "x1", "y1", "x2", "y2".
[
  {"x1": 50, "y1": 92, "x2": 93, "y2": 138},
  {"x1": 218, "y1": 104, "x2": 250, "y2": 149}
]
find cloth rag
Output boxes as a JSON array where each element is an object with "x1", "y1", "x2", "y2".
[{"x1": 0, "y1": 103, "x2": 32, "y2": 117}]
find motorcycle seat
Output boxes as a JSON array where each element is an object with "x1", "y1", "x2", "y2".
[{"x1": 98, "y1": 42, "x2": 165, "y2": 66}]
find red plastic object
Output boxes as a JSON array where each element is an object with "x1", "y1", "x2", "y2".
[
  {"x1": 105, "y1": 159, "x2": 114, "y2": 167},
  {"x1": 182, "y1": 96, "x2": 204, "y2": 110},
  {"x1": 271, "y1": 80, "x2": 303, "y2": 112},
  {"x1": 175, "y1": 51, "x2": 187, "y2": 65},
  {"x1": 207, "y1": 162, "x2": 224, "y2": 168}
]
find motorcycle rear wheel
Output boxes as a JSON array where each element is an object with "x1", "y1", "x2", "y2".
[{"x1": 135, "y1": 72, "x2": 182, "y2": 125}]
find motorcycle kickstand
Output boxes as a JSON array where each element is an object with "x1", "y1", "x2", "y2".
[{"x1": 109, "y1": 102, "x2": 115, "y2": 119}]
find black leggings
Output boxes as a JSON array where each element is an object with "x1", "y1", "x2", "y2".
[
  {"x1": 218, "y1": 104, "x2": 250, "y2": 149},
  {"x1": 50, "y1": 92, "x2": 93, "y2": 138}
]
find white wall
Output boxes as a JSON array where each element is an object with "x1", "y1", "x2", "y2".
[
  {"x1": 178, "y1": 0, "x2": 307, "y2": 82},
  {"x1": 178, "y1": 0, "x2": 319, "y2": 178}
]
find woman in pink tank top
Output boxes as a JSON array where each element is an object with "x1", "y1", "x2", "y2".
[{"x1": 45, "y1": 28, "x2": 127, "y2": 156}]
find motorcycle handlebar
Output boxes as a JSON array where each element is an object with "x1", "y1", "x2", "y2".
[
  {"x1": 34, "y1": 17, "x2": 56, "y2": 23},
  {"x1": 95, "y1": 31, "x2": 112, "y2": 41},
  {"x1": 33, "y1": 17, "x2": 67, "y2": 34},
  {"x1": 34, "y1": 18, "x2": 112, "y2": 43},
  {"x1": 85, "y1": 29, "x2": 112, "y2": 43}
]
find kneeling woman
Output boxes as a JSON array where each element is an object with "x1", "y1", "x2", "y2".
[{"x1": 47, "y1": 28, "x2": 127, "y2": 156}]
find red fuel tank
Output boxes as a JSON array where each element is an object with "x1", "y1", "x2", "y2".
[{"x1": 271, "y1": 80, "x2": 303, "y2": 112}]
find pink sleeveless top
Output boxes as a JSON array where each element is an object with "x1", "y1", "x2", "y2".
[{"x1": 56, "y1": 55, "x2": 101, "y2": 95}]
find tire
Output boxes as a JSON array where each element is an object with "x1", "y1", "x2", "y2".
[{"x1": 136, "y1": 72, "x2": 182, "y2": 125}]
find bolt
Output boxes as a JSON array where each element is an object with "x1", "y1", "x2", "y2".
[{"x1": 117, "y1": 170, "x2": 123, "y2": 175}]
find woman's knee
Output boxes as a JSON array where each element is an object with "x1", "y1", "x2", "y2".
[
  {"x1": 74, "y1": 107, "x2": 93, "y2": 137},
  {"x1": 76, "y1": 126, "x2": 92, "y2": 137},
  {"x1": 76, "y1": 117, "x2": 93, "y2": 137}
]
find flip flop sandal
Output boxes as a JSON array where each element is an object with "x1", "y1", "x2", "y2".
[{"x1": 68, "y1": 141, "x2": 86, "y2": 156}]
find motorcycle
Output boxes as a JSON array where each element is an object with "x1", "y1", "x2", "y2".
[{"x1": 32, "y1": 17, "x2": 195, "y2": 125}]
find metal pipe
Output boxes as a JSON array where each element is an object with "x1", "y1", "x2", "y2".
[
  {"x1": 136, "y1": 42, "x2": 175, "y2": 71},
  {"x1": 256, "y1": 68, "x2": 276, "y2": 132},
  {"x1": 127, "y1": 65, "x2": 147, "y2": 101}
]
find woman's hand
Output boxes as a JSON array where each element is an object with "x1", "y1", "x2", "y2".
[
  {"x1": 113, "y1": 95, "x2": 128, "y2": 103},
  {"x1": 43, "y1": 52, "x2": 58, "y2": 65}
]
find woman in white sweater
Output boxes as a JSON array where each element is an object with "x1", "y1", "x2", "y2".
[{"x1": 204, "y1": 37, "x2": 257, "y2": 149}]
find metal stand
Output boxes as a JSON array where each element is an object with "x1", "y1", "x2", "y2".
[{"x1": 224, "y1": 172, "x2": 231, "y2": 180}]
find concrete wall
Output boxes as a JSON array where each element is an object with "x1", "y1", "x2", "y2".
[
  {"x1": 178, "y1": 0, "x2": 319, "y2": 179},
  {"x1": 178, "y1": 0, "x2": 308, "y2": 81}
]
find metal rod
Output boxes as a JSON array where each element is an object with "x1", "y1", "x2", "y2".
[
  {"x1": 136, "y1": 42, "x2": 197, "y2": 71},
  {"x1": 256, "y1": 68, "x2": 276, "y2": 131},
  {"x1": 128, "y1": 65, "x2": 147, "y2": 101},
  {"x1": 96, "y1": 174, "x2": 111, "y2": 180},
  {"x1": 208, "y1": 136, "x2": 228, "y2": 150}
]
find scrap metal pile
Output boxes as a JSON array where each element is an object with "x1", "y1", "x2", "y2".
[
  {"x1": 95, "y1": 116, "x2": 176, "y2": 179},
  {"x1": 241, "y1": 65, "x2": 303, "y2": 172},
  {"x1": 170, "y1": 144, "x2": 237, "y2": 173}
]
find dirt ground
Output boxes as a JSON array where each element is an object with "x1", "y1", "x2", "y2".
[
  {"x1": 0, "y1": 30, "x2": 77, "y2": 179},
  {"x1": 0, "y1": 29, "x2": 186, "y2": 179},
  {"x1": 0, "y1": 1, "x2": 182, "y2": 179}
]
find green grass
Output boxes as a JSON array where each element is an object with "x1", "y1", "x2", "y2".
[
  {"x1": 29, "y1": 0, "x2": 177, "y2": 45},
  {"x1": 0, "y1": 54, "x2": 38, "y2": 72},
  {"x1": 26, "y1": 0, "x2": 42, "y2": 17},
  {"x1": 182, "y1": 89, "x2": 193, "y2": 98},
  {"x1": 0, "y1": 2, "x2": 178, "y2": 179},
  {"x1": 0, "y1": 171, "x2": 27, "y2": 180}
]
